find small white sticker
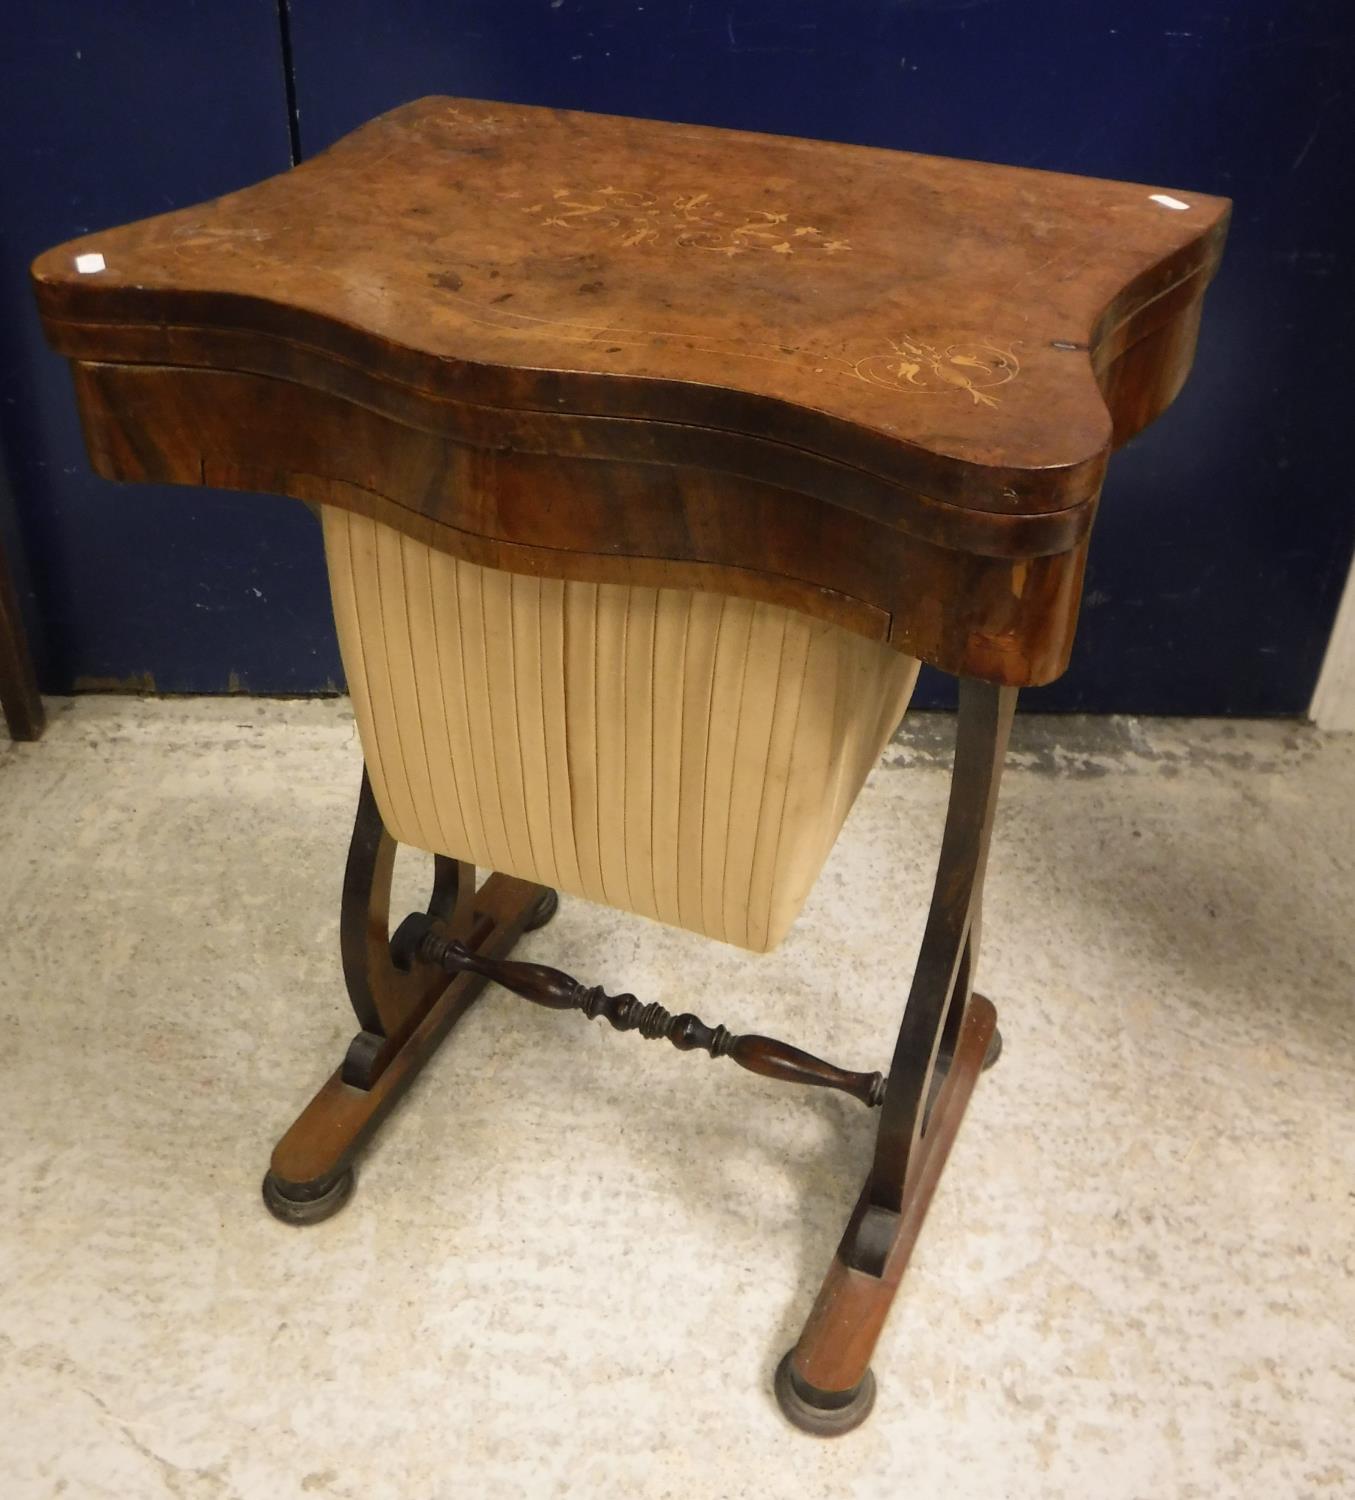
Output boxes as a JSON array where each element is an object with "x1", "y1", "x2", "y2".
[
  {"x1": 1149, "y1": 194, "x2": 1190, "y2": 211},
  {"x1": 74, "y1": 251, "x2": 106, "y2": 273}
]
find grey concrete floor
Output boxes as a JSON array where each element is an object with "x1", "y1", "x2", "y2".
[{"x1": 1, "y1": 697, "x2": 1352, "y2": 1500}]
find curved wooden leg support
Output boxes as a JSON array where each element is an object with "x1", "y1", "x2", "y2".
[
  {"x1": 778, "y1": 994, "x2": 997, "y2": 1433},
  {"x1": 778, "y1": 679, "x2": 1016, "y2": 1434},
  {"x1": 263, "y1": 769, "x2": 556, "y2": 1224}
]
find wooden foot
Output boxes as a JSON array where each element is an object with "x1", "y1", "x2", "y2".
[
  {"x1": 774, "y1": 1351, "x2": 876, "y2": 1438},
  {"x1": 776, "y1": 992, "x2": 997, "y2": 1426},
  {"x1": 261, "y1": 1163, "x2": 355, "y2": 1226},
  {"x1": 524, "y1": 886, "x2": 559, "y2": 931}
]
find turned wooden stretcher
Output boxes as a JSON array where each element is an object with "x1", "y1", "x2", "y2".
[{"x1": 32, "y1": 97, "x2": 1228, "y2": 1434}]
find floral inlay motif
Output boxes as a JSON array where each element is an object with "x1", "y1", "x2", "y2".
[
  {"x1": 504, "y1": 186, "x2": 851, "y2": 257},
  {"x1": 852, "y1": 336, "x2": 1020, "y2": 407},
  {"x1": 442, "y1": 105, "x2": 503, "y2": 134}
]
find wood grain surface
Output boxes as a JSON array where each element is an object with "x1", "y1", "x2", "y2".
[{"x1": 31, "y1": 96, "x2": 1229, "y2": 684}]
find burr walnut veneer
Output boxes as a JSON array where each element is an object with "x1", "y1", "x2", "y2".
[{"x1": 32, "y1": 97, "x2": 1228, "y2": 1435}]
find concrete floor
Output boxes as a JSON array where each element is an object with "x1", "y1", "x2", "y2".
[{"x1": 1, "y1": 697, "x2": 1352, "y2": 1500}]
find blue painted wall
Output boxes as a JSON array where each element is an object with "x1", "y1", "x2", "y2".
[
  {"x1": 0, "y1": 3, "x2": 343, "y2": 694},
  {"x1": 3, "y1": 2, "x2": 1351, "y2": 710}
]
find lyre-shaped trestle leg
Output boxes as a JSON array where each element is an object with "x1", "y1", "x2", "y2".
[
  {"x1": 776, "y1": 677, "x2": 1017, "y2": 1435},
  {"x1": 261, "y1": 769, "x2": 557, "y2": 1224}
]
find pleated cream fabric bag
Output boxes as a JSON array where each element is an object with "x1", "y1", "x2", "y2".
[{"x1": 323, "y1": 508, "x2": 919, "y2": 952}]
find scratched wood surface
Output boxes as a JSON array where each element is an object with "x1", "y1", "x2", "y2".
[{"x1": 31, "y1": 96, "x2": 1229, "y2": 684}]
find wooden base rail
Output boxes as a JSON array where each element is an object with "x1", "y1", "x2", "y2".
[{"x1": 393, "y1": 913, "x2": 888, "y2": 1108}]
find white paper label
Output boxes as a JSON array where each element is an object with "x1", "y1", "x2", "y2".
[
  {"x1": 1148, "y1": 194, "x2": 1190, "y2": 211},
  {"x1": 74, "y1": 252, "x2": 106, "y2": 273}
]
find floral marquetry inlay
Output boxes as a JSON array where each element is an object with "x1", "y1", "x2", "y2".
[
  {"x1": 852, "y1": 336, "x2": 1021, "y2": 407},
  {"x1": 504, "y1": 186, "x2": 851, "y2": 257}
]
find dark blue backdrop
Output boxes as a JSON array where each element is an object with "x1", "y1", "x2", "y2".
[
  {"x1": 0, "y1": 3, "x2": 342, "y2": 695},
  {"x1": 3, "y1": 1, "x2": 1351, "y2": 711}
]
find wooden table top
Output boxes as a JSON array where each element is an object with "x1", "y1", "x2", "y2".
[{"x1": 32, "y1": 97, "x2": 1230, "y2": 685}]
